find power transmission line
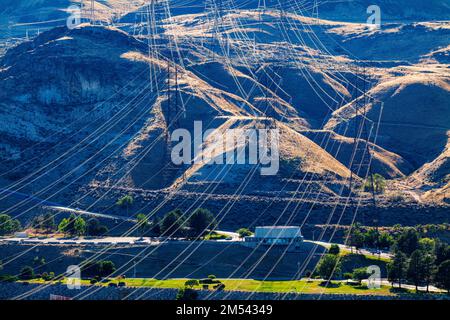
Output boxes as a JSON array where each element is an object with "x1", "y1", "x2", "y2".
[
  {"x1": 312, "y1": 0, "x2": 319, "y2": 19},
  {"x1": 205, "y1": 0, "x2": 230, "y2": 61},
  {"x1": 90, "y1": 0, "x2": 95, "y2": 25}
]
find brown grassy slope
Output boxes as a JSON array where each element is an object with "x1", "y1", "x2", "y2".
[
  {"x1": 325, "y1": 68, "x2": 450, "y2": 170},
  {"x1": 0, "y1": 25, "x2": 157, "y2": 182},
  {"x1": 88, "y1": 52, "x2": 264, "y2": 190},
  {"x1": 301, "y1": 130, "x2": 414, "y2": 179},
  {"x1": 167, "y1": 118, "x2": 353, "y2": 197},
  {"x1": 188, "y1": 61, "x2": 307, "y2": 128},
  {"x1": 408, "y1": 132, "x2": 450, "y2": 204}
]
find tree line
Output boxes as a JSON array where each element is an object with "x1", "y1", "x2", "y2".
[
  {"x1": 0, "y1": 213, "x2": 21, "y2": 236},
  {"x1": 387, "y1": 228, "x2": 450, "y2": 293},
  {"x1": 0, "y1": 206, "x2": 217, "y2": 239},
  {"x1": 318, "y1": 227, "x2": 450, "y2": 293},
  {"x1": 135, "y1": 208, "x2": 217, "y2": 238}
]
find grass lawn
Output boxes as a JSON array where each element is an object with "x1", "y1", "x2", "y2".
[
  {"x1": 212, "y1": 279, "x2": 395, "y2": 295},
  {"x1": 25, "y1": 278, "x2": 396, "y2": 295},
  {"x1": 340, "y1": 249, "x2": 391, "y2": 263},
  {"x1": 304, "y1": 241, "x2": 392, "y2": 263}
]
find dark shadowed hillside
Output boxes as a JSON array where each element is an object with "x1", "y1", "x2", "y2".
[{"x1": 0, "y1": 1, "x2": 448, "y2": 228}]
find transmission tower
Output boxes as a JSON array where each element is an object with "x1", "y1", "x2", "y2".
[
  {"x1": 261, "y1": 66, "x2": 270, "y2": 114},
  {"x1": 90, "y1": 0, "x2": 95, "y2": 25},
  {"x1": 257, "y1": 0, "x2": 267, "y2": 33},
  {"x1": 166, "y1": 59, "x2": 172, "y2": 131},
  {"x1": 144, "y1": 0, "x2": 161, "y2": 92},
  {"x1": 164, "y1": 58, "x2": 183, "y2": 185},
  {"x1": 259, "y1": 63, "x2": 283, "y2": 117},
  {"x1": 165, "y1": 58, "x2": 181, "y2": 132},
  {"x1": 347, "y1": 66, "x2": 379, "y2": 225},
  {"x1": 312, "y1": 0, "x2": 319, "y2": 19},
  {"x1": 279, "y1": 0, "x2": 287, "y2": 20},
  {"x1": 205, "y1": 0, "x2": 230, "y2": 61},
  {"x1": 258, "y1": 0, "x2": 267, "y2": 11}
]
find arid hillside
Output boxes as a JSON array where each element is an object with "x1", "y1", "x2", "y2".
[{"x1": 0, "y1": 2, "x2": 448, "y2": 227}]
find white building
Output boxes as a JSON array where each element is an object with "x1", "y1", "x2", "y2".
[
  {"x1": 14, "y1": 231, "x2": 29, "y2": 238},
  {"x1": 243, "y1": 226, "x2": 303, "y2": 250}
]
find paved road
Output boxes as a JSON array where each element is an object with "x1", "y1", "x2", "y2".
[
  {"x1": 362, "y1": 279, "x2": 445, "y2": 293},
  {"x1": 405, "y1": 190, "x2": 423, "y2": 203},
  {"x1": 306, "y1": 240, "x2": 393, "y2": 260},
  {"x1": 47, "y1": 206, "x2": 137, "y2": 223},
  {"x1": 215, "y1": 230, "x2": 242, "y2": 241},
  {"x1": 1, "y1": 236, "x2": 160, "y2": 245}
]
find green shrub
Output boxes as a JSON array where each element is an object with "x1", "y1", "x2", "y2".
[
  {"x1": 19, "y1": 266, "x2": 35, "y2": 280},
  {"x1": 188, "y1": 208, "x2": 216, "y2": 237},
  {"x1": 343, "y1": 272, "x2": 353, "y2": 280},
  {"x1": 236, "y1": 228, "x2": 253, "y2": 238},
  {"x1": 199, "y1": 278, "x2": 221, "y2": 284},
  {"x1": 116, "y1": 195, "x2": 134, "y2": 207},
  {"x1": 363, "y1": 174, "x2": 386, "y2": 194},
  {"x1": 0, "y1": 214, "x2": 21, "y2": 236},
  {"x1": 41, "y1": 272, "x2": 53, "y2": 281},
  {"x1": 83, "y1": 260, "x2": 116, "y2": 278},
  {"x1": 352, "y1": 267, "x2": 370, "y2": 284},
  {"x1": 328, "y1": 244, "x2": 340, "y2": 255},
  {"x1": 0, "y1": 275, "x2": 18, "y2": 282},
  {"x1": 176, "y1": 288, "x2": 198, "y2": 301},
  {"x1": 205, "y1": 232, "x2": 230, "y2": 240},
  {"x1": 316, "y1": 254, "x2": 341, "y2": 280},
  {"x1": 185, "y1": 279, "x2": 199, "y2": 288},
  {"x1": 214, "y1": 283, "x2": 225, "y2": 291}
]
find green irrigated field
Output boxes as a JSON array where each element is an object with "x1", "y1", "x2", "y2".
[
  {"x1": 128, "y1": 278, "x2": 395, "y2": 295},
  {"x1": 26, "y1": 278, "x2": 396, "y2": 295}
]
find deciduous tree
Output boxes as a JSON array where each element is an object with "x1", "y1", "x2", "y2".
[
  {"x1": 188, "y1": 208, "x2": 216, "y2": 238},
  {"x1": 387, "y1": 250, "x2": 408, "y2": 288},
  {"x1": 236, "y1": 228, "x2": 253, "y2": 238},
  {"x1": 435, "y1": 260, "x2": 450, "y2": 293},
  {"x1": 160, "y1": 209, "x2": 184, "y2": 237},
  {"x1": 0, "y1": 214, "x2": 21, "y2": 236},
  {"x1": 407, "y1": 249, "x2": 426, "y2": 292},
  {"x1": 316, "y1": 254, "x2": 341, "y2": 283},
  {"x1": 395, "y1": 229, "x2": 420, "y2": 256},
  {"x1": 136, "y1": 213, "x2": 150, "y2": 236},
  {"x1": 328, "y1": 244, "x2": 340, "y2": 255}
]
